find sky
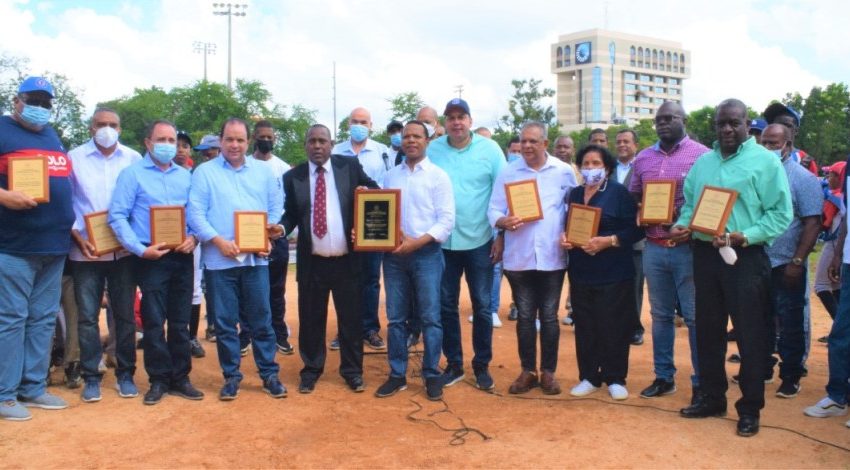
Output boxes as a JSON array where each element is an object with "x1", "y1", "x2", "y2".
[{"x1": 1, "y1": 0, "x2": 848, "y2": 133}]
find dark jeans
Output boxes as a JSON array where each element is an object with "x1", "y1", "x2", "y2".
[
  {"x1": 361, "y1": 252, "x2": 383, "y2": 336},
  {"x1": 441, "y1": 240, "x2": 494, "y2": 369},
  {"x1": 73, "y1": 258, "x2": 137, "y2": 380},
  {"x1": 693, "y1": 241, "x2": 770, "y2": 418},
  {"x1": 768, "y1": 264, "x2": 807, "y2": 382},
  {"x1": 205, "y1": 266, "x2": 279, "y2": 381},
  {"x1": 505, "y1": 269, "x2": 566, "y2": 373},
  {"x1": 298, "y1": 254, "x2": 363, "y2": 382},
  {"x1": 571, "y1": 280, "x2": 633, "y2": 386},
  {"x1": 136, "y1": 252, "x2": 193, "y2": 386},
  {"x1": 633, "y1": 250, "x2": 645, "y2": 334}
]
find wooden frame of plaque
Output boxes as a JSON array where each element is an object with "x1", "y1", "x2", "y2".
[
  {"x1": 689, "y1": 186, "x2": 739, "y2": 236},
  {"x1": 505, "y1": 179, "x2": 543, "y2": 223},
  {"x1": 83, "y1": 210, "x2": 122, "y2": 256},
  {"x1": 150, "y1": 205, "x2": 186, "y2": 249},
  {"x1": 8, "y1": 155, "x2": 49, "y2": 203},
  {"x1": 353, "y1": 189, "x2": 401, "y2": 252},
  {"x1": 639, "y1": 180, "x2": 676, "y2": 224},
  {"x1": 565, "y1": 204, "x2": 602, "y2": 247},
  {"x1": 233, "y1": 211, "x2": 268, "y2": 253}
]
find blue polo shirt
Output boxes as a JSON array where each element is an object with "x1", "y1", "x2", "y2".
[{"x1": 428, "y1": 133, "x2": 506, "y2": 250}]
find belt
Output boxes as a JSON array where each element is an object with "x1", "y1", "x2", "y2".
[{"x1": 647, "y1": 237, "x2": 683, "y2": 248}]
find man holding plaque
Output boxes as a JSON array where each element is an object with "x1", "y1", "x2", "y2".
[
  {"x1": 67, "y1": 107, "x2": 142, "y2": 403},
  {"x1": 280, "y1": 124, "x2": 379, "y2": 394},
  {"x1": 429, "y1": 98, "x2": 506, "y2": 391},
  {"x1": 488, "y1": 122, "x2": 576, "y2": 395},
  {"x1": 187, "y1": 118, "x2": 287, "y2": 401},
  {"x1": 376, "y1": 120, "x2": 455, "y2": 400},
  {"x1": 0, "y1": 76, "x2": 74, "y2": 420},
  {"x1": 628, "y1": 102, "x2": 708, "y2": 401},
  {"x1": 672, "y1": 99, "x2": 792, "y2": 437},
  {"x1": 109, "y1": 120, "x2": 204, "y2": 405}
]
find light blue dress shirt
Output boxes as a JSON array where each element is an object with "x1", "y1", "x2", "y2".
[
  {"x1": 332, "y1": 138, "x2": 389, "y2": 189},
  {"x1": 108, "y1": 155, "x2": 192, "y2": 257},
  {"x1": 187, "y1": 155, "x2": 282, "y2": 270}
]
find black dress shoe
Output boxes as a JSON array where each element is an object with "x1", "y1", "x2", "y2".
[
  {"x1": 298, "y1": 378, "x2": 316, "y2": 394},
  {"x1": 169, "y1": 380, "x2": 205, "y2": 400},
  {"x1": 736, "y1": 415, "x2": 759, "y2": 437},
  {"x1": 640, "y1": 378, "x2": 676, "y2": 398},
  {"x1": 345, "y1": 375, "x2": 365, "y2": 393},
  {"x1": 680, "y1": 399, "x2": 726, "y2": 418}
]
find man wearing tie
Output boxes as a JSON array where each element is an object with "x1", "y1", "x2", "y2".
[{"x1": 280, "y1": 124, "x2": 378, "y2": 394}]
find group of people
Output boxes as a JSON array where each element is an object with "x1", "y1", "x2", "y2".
[{"x1": 1, "y1": 76, "x2": 849, "y2": 440}]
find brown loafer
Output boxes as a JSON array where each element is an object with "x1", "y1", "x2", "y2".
[
  {"x1": 540, "y1": 370, "x2": 562, "y2": 395},
  {"x1": 508, "y1": 370, "x2": 538, "y2": 394}
]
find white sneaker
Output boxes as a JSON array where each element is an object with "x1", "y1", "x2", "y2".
[
  {"x1": 562, "y1": 315, "x2": 573, "y2": 326},
  {"x1": 804, "y1": 397, "x2": 848, "y2": 418},
  {"x1": 846, "y1": 419, "x2": 850, "y2": 428},
  {"x1": 608, "y1": 384, "x2": 629, "y2": 400},
  {"x1": 492, "y1": 313, "x2": 502, "y2": 328},
  {"x1": 467, "y1": 315, "x2": 473, "y2": 323},
  {"x1": 97, "y1": 358, "x2": 107, "y2": 373},
  {"x1": 570, "y1": 380, "x2": 599, "y2": 397}
]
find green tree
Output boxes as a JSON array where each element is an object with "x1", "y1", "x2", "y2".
[
  {"x1": 387, "y1": 92, "x2": 425, "y2": 123},
  {"x1": 99, "y1": 86, "x2": 174, "y2": 151},
  {"x1": 685, "y1": 105, "x2": 716, "y2": 146},
  {"x1": 794, "y1": 83, "x2": 850, "y2": 164},
  {"x1": 494, "y1": 78, "x2": 561, "y2": 151}
]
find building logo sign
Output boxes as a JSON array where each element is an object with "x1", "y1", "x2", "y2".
[{"x1": 575, "y1": 42, "x2": 592, "y2": 64}]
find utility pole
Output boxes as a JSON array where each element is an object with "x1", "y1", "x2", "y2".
[
  {"x1": 332, "y1": 61, "x2": 337, "y2": 140},
  {"x1": 212, "y1": 3, "x2": 247, "y2": 90},
  {"x1": 454, "y1": 84, "x2": 464, "y2": 98},
  {"x1": 193, "y1": 41, "x2": 216, "y2": 81}
]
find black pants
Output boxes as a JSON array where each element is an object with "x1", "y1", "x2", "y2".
[
  {"x1": 571, "y1": 280, "x2": 633, "y2": 386},
  {"x1": 298, "y1": 254, "x2": 363, "y2": 382},
  {"x1": 135, "y1": 252, "x2": 194, "y2": 386},
  {"x1": 693, "y1": 241, "x2": 770, "y2": 418},
  {"x1": 504, "y1": 269, "x2": 565, "y2": 373}
]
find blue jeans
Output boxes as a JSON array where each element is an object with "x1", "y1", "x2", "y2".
[
  {"x1": 489, "y1": 262, "x2": 503, "y2": 313},
  {"x1": 642, "y1": 243, "x2": 699, "y2": 385},
  {"x1": 0, "y1": 253, "x2": 64, "y2": 401},
  {"x1": 768, "y1": 264, "x2": 807, "y2": 382},
  {"x1": 73, "y1": 257, "x2": 137, "y2": 381},
  {"x1": 441, "y1": 240, "x2": 493, "y2": 369},
  {"x1": 384, "y1": 242, "x2": 444, "y2": 378},
  {"x1": 825, "y1": 264, "x2": 850, "y2": 404},
  {"x1": 205, "y1": 266, "x2": 279, "y2": 381},
  {"x1": 361, "y1": 252, "x2": 383, "y2": 335}
]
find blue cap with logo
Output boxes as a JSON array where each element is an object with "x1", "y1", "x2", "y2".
[
  {"x1": 18, "y1": 76, "x2": 54, "y2": 98},
  {"x1": 763, "y1": 102, "x2": 801, "y2": 127},
  {"x1": 443, "y1": 98, "x2": 471, "y2": 116},
  {"x1": 748, "y1": 118, "x2": 767, "y2": 132},
  {"x1": 193, "y1": 134, "x2": 221, "y2": 151}
]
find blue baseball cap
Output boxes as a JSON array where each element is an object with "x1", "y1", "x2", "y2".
[
  {"x1": 443, "y1": 98, "x2": 471, "y2": 116},
  {"x1": 18, "y1": 76, "x2": 54, "y2": 98},
  {"x1": 748, "y1": 118, "x2": 767, "y2": 132},
  {"x1": 193, "y1": 134, "x2": 220, "y2": 151},
  {"x1": 763, "y1": 103, "x2": 801, "y2": 127}
]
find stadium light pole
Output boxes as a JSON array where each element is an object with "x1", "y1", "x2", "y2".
[
  {"x1": 212, "y1": 3, "x2": 247, "y2": 90},
  {"x1": 193, "y1": 41, "x2": 216, "y2": 82}
]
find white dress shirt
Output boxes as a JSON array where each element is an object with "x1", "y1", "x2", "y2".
[
  {"x1": 332, "y1": 138, "x2": 389, "y2": 188},
  {"x1": 68, "y1": 139, "x2": 142, "y2": 262},
  {"x1": 251, "y1": 154, "x2": 290, "y2": 216},
  {"x1": 309, "y1": 160, "x2": 347, "y2": 256},
  {"x1": 383, "y1": 157, "x2": 455, "y2": 244},
  {"x1": 488, "y1": 155, "x2": 577, "y2": 271}
]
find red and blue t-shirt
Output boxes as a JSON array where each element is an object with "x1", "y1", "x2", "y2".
[{"x1": 0, "y1": 116, "x2": 74, "y2": 255}]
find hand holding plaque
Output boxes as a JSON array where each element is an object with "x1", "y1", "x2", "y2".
[
  {"x1": 354, "y1": 189, "x2": 400, "y2": 252},
  {"x1": 234, "y1": 211, "x2": 268, "y2": 253},
  {"x1": 150, "y1": 206, "x2": 186, "y2": 249},
  {"x1": 689, "y1": 186, "x2": 738, "y2": 236},
  {"x1": 505, "y1": 179, "x2": 543, "y2": 223},
  {"x1": 8, "y1": 156, "x2": 49, "y2": 203},
  {"x1": 84, "y1": 210, "x2": 122, "y2": 256},
  {"x1": 639, "y1": 180, "x2": 676, "y2": 225},
  {"x1": 565, "y1": 204, "x2": 602, "y2": 247}
]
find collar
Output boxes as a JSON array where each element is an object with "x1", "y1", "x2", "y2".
[
  {"x1": 308, "y1": 159, "x2": 332, "y2": 174},
  {"x1": 653, "y1": 135, "x2": 690, "y2": 154},
  {"x1": 216, "y1": 154, "x2": 250, "y2": 170},
  {"x1": 85, "y1": 138, "x2": 125, "y2": 159},
  {"x1": 712, "y1": 135, "x2": 755, "y2": 161},
  {"x1": 142, "y1": 154, "x2": 179, "y2": 173},
  {"x1": 402, "y1": 156, "x2": 433, "y2": 173}
]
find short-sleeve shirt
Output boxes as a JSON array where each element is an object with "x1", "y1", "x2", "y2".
[{"x1": 766, "y1": 156, "x2": 823, "y2": 267}]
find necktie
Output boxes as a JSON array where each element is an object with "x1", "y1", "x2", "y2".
[{"x1": 313, "y1": 166, "x2": 327, "y2": 239}]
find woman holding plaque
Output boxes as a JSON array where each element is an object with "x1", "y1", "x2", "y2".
[{"x1": 560, "y1": 144, "x2": 642, "y2": 401}]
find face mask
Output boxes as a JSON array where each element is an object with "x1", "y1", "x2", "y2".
[
  {"x1": 581, "y1": 168, "x2": 606, "y2": 186},
  {"x1": 349, "y1": 124, "x2": 369, "y2": 142},
  {"x1": 507, "y1": 153, "x2": 521, "y2": 161},
  {"x1": 255, "y1": 139, "x2": 274, "y2": 154},
  {"x1": 424, "y1": 123, "x2": 435, "y2": 138},
  {"x1": 94, "y1": 126, "x2": 119, "y2": 148},
  {"x1": 150, "y1": 143, "x2": 177, "y2": 164},
  {"x1": 771, "y1": 148, "x2": 783, "y2": 159},
  {"x1": 19, "y1": 104, "x2": 51, "y2": 127},
  {"x1": 390, "y1": 133, "x2": 402, "y2": 147}
]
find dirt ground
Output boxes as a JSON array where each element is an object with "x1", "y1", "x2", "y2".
[{"x1": 2, "y1": 270, "x2": 850, "y2": 469}]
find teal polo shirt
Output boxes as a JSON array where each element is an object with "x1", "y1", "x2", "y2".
[{"x1": 429, "y1": 133, "x2": 506, "y2": 250}]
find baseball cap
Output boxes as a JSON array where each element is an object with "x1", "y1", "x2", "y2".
[
  {"x1": 18, "y1": 76, "x2": 55, "y2": 98},
  {"x1": 177, "y1": 131, "x2": 193, "y2": 147},
  {"x1": 443, "y1": 98, "x2": 471, "y2": 116},
  {"x1": 386, "y1": 120, "x2": 404, "y2": 133},
  {"x1": 824, "y1": 161, "x2": 846, "y2": 177},
  {"x1": 748, "y1": 118, "x2": 767, "y2": 132},
  {"x1": 763, "y1": 103, "x2": 801, "y2": 127},
  {"x1": 193, "y1": 134, "x2": 220, "y2": 151}
]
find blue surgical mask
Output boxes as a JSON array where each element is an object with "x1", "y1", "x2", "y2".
[
  {"x1": 150, "y1": 143, "x2": 177, "y2": 164},
  {"x1": 390, "y1": 133, "x2": 402, "y2": 147},
  {"x1": 507, "y1": 153, "x2": 521, "y2": 162},
  {"x1": 20, "y1": 104, "x2": 51, "y2": 127},
  {"x1": 581, "y1": 168, "x2": 607, "y2": 186},
  {"x1": 349, "y1": 124, "x2": 369, "y2": 142}
]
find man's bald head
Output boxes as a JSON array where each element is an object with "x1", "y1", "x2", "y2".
[
  {"x1": 416, "y1": 106, "x2": 438, "y2": 126},
  {"x1": 760, "y1": 123, "x2": 793, "y2": 158},
  {"x1": 349, "y1": 107, "x2": 372, "y2": 128}
]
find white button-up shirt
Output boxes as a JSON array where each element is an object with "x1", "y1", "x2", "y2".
[
  {"x1": 68, "y1": 139, "x2": 142, "y2": 262},
  {"x1": 488, "y1": 155, "x2": 577, "y2": 271},
  {"x1": 383, "y1": 157, "x2": 454, "y2": 243},
  {"x1": 333, "y1": 138, "x2": 389, "y2": 188},
  {"x1": 309, "y1": 160, "x2": 347, "y2": 257}
]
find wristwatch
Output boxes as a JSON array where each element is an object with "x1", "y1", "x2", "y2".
[{"x1": 791, "y1": 257, "x2": 804, "y2": 266}]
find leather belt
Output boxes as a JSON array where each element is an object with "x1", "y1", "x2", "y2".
[{"x1": 647, "y1": 237, "x2": 682, "y2": 248}]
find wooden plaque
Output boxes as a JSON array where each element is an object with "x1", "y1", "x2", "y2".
[
  {"x1": 84, "y1": 210, "x2": 122, "y2": 256},
  {"x1": 689, "y1": 186, "x2": 739, "y2": 236},
  {"x1": 505, "y1": 179, "x2": 543, "y2": 223},
  {"x1": 8, "y1": 155, "x2": 49, "y2": 203},
  {"x1": 565, "y1": 204, "x2": 602, "y2": 247},
  {"x1": 639, "y1": 180, "x2": 676, "y2": 224},
  {"x1": 150, "y1": 206, "x2": 186, "y2": 249},
  {"x1": 354, "y1": 189, "x2": 401, "y2": 252},
  {"x1": 234, "y1": 211, "x2": 268, "y2": 253}
]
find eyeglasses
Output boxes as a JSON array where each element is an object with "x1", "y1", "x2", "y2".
[{"x1": 20, "y1": 95, "x2": 52, "y2": 110}]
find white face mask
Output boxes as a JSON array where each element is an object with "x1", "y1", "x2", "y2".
[{"x1": 94, "y1": 126, "x2": 119, "y2": 148}]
